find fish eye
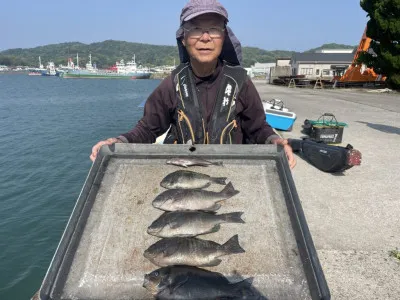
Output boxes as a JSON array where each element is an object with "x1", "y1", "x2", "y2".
[{"x1": 152, "y1": 271, "x2": 159, "y2": 277}]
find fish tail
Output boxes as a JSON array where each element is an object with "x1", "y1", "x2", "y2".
[
  {"x1": 219, "y1": 182, "x2": 240, "y2": 198},
  {"x1": 222, "y1": 234, "x2": 245, "y2": 254},
  {"x1": 232, "y1": 277, "x2": 255, "y2": 297},
  {"x1": 221, "y1": 212, "x2": 245, "y2": 224},
  {"x1": 211, "y1": 176, "x2": 227, "y2": 185}
]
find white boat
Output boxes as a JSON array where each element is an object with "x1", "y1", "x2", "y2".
[
  {"x1": 42, "y1": 62, "x2": 63, "y2": 77},
  {"x1": 57, "y1": 57, "x2": 77, "y2": 73},
  {"x1": 0, "y1": 65, "x2": 10, "y2": 72},
  {"x1": 115, "y1": 54, "x2": 152, "y2": 76},
  {"x1": 64, "y1": 54, "x2": 151, "y2": 79},
  {"x1": 28, "y1": 56, "x2": 47, "y2": 75}
]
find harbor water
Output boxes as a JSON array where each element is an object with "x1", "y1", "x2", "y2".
[{"x1": 0, "y1": 74, "x2": 161, "y2": 299}]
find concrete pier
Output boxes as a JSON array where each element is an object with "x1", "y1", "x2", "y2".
[{"x1": 254, "y1": 81, "x2": 400, "y2": 299}]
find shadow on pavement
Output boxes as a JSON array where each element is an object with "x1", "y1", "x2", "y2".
[{"x1": 356, "y1": 121, "x2": 400, "y2": 135}]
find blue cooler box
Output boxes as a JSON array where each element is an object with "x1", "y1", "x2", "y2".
[{"x1": 265, "y1": 109, "x2": 297, "y2": 131}]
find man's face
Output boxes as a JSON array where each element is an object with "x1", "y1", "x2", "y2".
[{"x1": 182, "y1": 13, "x2": 225, "y2": 65}]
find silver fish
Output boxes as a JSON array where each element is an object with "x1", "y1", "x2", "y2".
[
  {"x1": 147, "y1": 211, "x2": 245, "y2": 238},
  {"x1": 143, "y1": 265, "x2": 255, "y2": 300},
  {"x1": 160, "y1": 170, "x2": 227, "y2": 189},
  {"x1": 143, "y1": 234, "x2": 245, "y2": 267},
  {"x1": 166, "y1": 157, "x2": 223, "y2": 168},
  {"x1": 152, "y1": 182, "x2": 240, "y2": 212}
]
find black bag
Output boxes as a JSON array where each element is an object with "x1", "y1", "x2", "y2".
[
  {"x1": 288, "y1": 138, "x2": 361, "y2": 173},
  {"x1": 302, "y1": 113, "x2": 347, "y2": 144}
]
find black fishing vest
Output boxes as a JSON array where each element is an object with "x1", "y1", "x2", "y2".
[{"x1": 166, "y1": 61, "x2": 247, "y2": 144}]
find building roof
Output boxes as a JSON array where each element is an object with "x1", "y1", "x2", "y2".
[
  {"x1": 315, "y1": 49, "x2": 354, "y2": 53},
  {"x1": 291, "y1": 52, "x2": 354, "y2": 64},
  {"x1": 253, "y1": 62, "x2": 275, "y2": 68}
]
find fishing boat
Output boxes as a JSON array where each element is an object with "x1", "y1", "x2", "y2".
[
  {"x1": 63, "y1": 54, "x2": 151, "y2": 79},
  {"x1": 0, "y1": 65, "x2": 10, "y2": 72},
  {"x1": 41, "y1": 62, "x2": 63, "y2": 77},
  {"x1": 27, "y1": 56, "x2": 47, "y2": 75}
]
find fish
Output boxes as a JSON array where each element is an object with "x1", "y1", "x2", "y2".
[
  {"x1": 166, "y1": 157, "x2": 223, "y2": 168},
  {"x1": 160, "y1": 170, "x2": 227, "y2": 189},
  {"x1": 143, "y1": 234, "x2": 245, "y2": 267},
  {"x1": 143, "y1": 265, "x2": 255, "y2": 300},
  {"x1": 152, "y1": 182, "x2": 240, "y2": 212},
  {"x1": 147, "y1": 211, "x2": 245, "y2": 238}
]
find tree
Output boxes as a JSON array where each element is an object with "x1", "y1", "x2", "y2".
[{"x1": 360, "y1": 0, "x2": 400, "y2": 89}]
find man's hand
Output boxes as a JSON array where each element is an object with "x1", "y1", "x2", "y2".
[
  {"x1": 90, "y1": 138, "x2": 121, "y2": 162},
  {"x1": 271, "y1": 138, "x2": 296, "y2": 169}
]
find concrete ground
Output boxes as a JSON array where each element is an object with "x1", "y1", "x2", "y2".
[{"x1": 253, "y1": 81, "x2": 400, "y2": 299}]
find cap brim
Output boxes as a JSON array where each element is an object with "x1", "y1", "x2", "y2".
[{"x1": 183, "y1": 10, "x2": 228, "y2": 22}]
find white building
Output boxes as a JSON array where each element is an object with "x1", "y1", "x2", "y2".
[
  {"x1": 290, "y1": 52, "x2": 354, "y2": 80},
  {"x1": 249, "y1": 62, "x2": 276, "y2": 78},
  {"x1": 276, "y1": 58, "x2": 291, "y2": 67}
]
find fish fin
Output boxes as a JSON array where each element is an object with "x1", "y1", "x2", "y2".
[
  {"x1": 208, "y1": 203, "x2": 221, "y2": 211},
  {"x1": 168, "y1": 221, "x2": 181, "y2": 229},
  {"x1": 211, "y1": 176, "x2": 227, "y2": 185},
  {"x1": 182, "y1": 163, "x2": 188, "y2": 168},
  {"x1": 222, "y1": 234, "x2": 245, "y2": 254},
  {"x1": 199, "y1": 258, "x2": 222, "y2": 267},
  {"x1": 169, "y1": 274, "x2": 189, "y2": 292},
  {"x1": 232, "y1": 277, "x2": 255, "y2": 297},
  {"x1": 221, "y1": 211, "x2": 245, "y2": 224},
  {"x1": 211, "y1": 161, "x2": 224, "y2": 166},
  {"x1": 162, "y1": 246, "x2": 178, "y2": 257},
  {"x1": 210, "y1": 224, "x2": 221, "y2": 233},
  {"x1": 219, "y1": 182, "x2": 240, "y2": 198}
]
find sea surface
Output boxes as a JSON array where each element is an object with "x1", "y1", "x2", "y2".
[{"x1": 0, "y1": 73, "x2": 161, "y2": 299}]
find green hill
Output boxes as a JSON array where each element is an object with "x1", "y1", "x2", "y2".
[
  {"x1": 0, "y1": 40, "x2": 354, "y2": 68},
  {"x1": 304, "y1": 43, "x2": 357, "y2": 53}
]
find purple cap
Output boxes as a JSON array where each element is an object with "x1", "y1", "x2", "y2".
[{"x1": 180, "y1": 0, "x2": 228, "y2": 24}]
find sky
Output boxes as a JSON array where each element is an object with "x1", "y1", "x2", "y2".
[{"x1": 1, "y1": 0, "x2": 369, "y2": 52}]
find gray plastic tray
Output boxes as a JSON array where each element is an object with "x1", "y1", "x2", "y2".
[{"x1": 38, "y1": 144, "x2": 330, "y2": 300}]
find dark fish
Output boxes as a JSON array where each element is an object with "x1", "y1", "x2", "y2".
[
  {"x1": 143, "y1": 265, "x2": 254, "y2": 300},
  {"x1": 152, "y1": 182, "x2": 240, "y2": 212},
  {"x1": 147, "y1": 211, "x2": 245, "y2": 238},
  {"x1": 143, "y1": 234, "x2": 245, "y2": 267},
  {"x1": 166, "y1": 157, "x2": 223, "y2": 168},
  {"x1": 160, "y1": 170, "x2": 227, "y2": 189}
]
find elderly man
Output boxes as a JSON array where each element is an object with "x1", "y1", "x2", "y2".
[{"x1": 90, "y1": 0, "x2": 296, "y2": 169}]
